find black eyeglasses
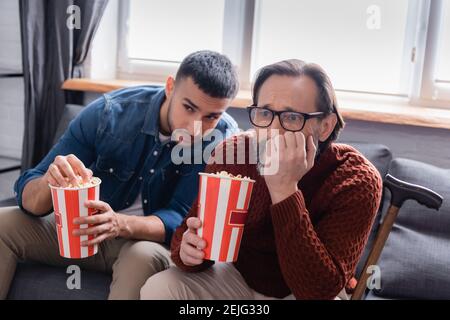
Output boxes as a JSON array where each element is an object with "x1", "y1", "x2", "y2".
[{"x1": 246, "y1": 105, "x2": 325, "y2": 132}]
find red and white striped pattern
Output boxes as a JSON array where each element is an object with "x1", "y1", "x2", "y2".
[
  {"x1": 197, "y1": 173, "x2": 254, "y2": 262},
  {"x1": 50, "y1": 183, "x2": 100, "y2": 259}
]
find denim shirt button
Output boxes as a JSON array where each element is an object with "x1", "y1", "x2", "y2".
[
  {"x1": 175, "y1": 170, "x2": 179, "y2": 174},
  {"x1": 149, "y1": 169, "x2": 155, "y2": 174},
  {"x1": 139, "y1": 176, "x2": 143, "y2": 180},
  {"x1": 153, "y1": 151, "x2": 158, "y2": 156},
  {"x1": 143, "y1": 199, "x2": 148, "y2": 204},
  {"x1": 109, "y1": 168, "x2": 114, "y2": 173}
]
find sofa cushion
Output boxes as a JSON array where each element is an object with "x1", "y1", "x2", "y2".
[
  {"x1": 7, "y1": 262, "x2": 111, "y2": 300},
  {"x1": 372, "y1": 158, "x2": 449, "y2": 299}
]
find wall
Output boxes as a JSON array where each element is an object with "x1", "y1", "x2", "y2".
[{"x1": 0, "y1": 0, "x2": 24, "y2": 159}]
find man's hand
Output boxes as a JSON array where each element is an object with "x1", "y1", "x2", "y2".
[
  {"x1": 261, "y1": 132, "x2": 317, "y2": 204},
  {"x1": 21, "y1": 154, "x2": 92, "y2": 215},
  {"x1": 73, "y1": 200, "x2": 124, "y2": 247},
  {"x1": 180, "y1": 217, "x2": 206, "y2": 266},
  {"x1": 44, "y1": 154, "x2": 92, "y2": 188}
]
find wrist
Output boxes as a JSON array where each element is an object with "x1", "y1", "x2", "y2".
[
  {"x1": 23, "y1": 177, "x2": 52, "y2": 215},
  {"x1": 117, "y1": 213, "x2": 132, "y2": 238},
  {"x1": 268, "y1": 184, "x2": 299, "y2": 204}
]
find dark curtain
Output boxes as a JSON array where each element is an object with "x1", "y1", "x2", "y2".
[{"x1": 19, "y1": 0, "x2": 108, "y2": 170}]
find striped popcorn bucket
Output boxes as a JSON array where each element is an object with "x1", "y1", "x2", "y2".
[
  {"x1": 197, "y1": 173, "x2": 255, "y2": 262},
  {"x1": 49, "y1": 178, "x2": 101, "y2": 259}
]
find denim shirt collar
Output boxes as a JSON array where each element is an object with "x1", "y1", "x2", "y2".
[{"x1": 142, "y1": 88, "x2": 166, "y2": 137}]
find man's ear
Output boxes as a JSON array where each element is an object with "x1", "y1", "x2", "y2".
[
  {"x1": 165, "y1": 76, "x2": 175, "y2": 98},
  {"x1": 318, "y1": 113, "x2": 337, "y2": 142}
]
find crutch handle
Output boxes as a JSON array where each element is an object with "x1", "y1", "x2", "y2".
[{"x1": 384, "y1": 174, "x2": 443, "y2": 210}]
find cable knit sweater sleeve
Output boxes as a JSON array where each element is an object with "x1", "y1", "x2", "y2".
[{"x1": 270, "y1": 157, "x2": 382, "y2": 299}]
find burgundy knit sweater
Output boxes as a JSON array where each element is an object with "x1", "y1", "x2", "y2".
[{"x1": 171, "y1": 138, "x2": 383, "y2": 300}]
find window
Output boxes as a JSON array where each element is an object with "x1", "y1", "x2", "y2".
[
  {"x1": 127, "y1": 0, "x2": 225, "y2": 63},
  {"x1": 118, "y1": 0, "x2": 252, "y2": 84},
  {"x1": 252, "y1": 0, "x2": 412, "y2": 95},
  {"x1": 118, "y1": 0, "x2": 450, "y2": 106}
]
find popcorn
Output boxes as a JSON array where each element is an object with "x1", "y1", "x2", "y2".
[
  {"x1": 53, "y1": 176, "x2": 101, "y2": 189},
  {"x1": 214, "y1": 171, "x2": 252, "y2": 181}
]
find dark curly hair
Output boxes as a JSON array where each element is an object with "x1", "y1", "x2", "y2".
[{"x1": 176, "y1": 50, "x2": 239, "y2": 99}]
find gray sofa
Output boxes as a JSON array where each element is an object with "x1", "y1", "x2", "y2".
[{"x1": 4, "y1": 105, "x2": 449, "y2": 300}]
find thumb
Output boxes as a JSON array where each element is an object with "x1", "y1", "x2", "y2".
[{"x1": 187, "y1": 217, "x2": 202, "y2": 231}]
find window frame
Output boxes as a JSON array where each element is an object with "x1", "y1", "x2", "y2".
[{"x1": 411, "y1": 0, "x2": 450, "y2": 107}]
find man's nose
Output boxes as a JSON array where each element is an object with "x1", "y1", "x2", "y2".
[
  {"x1": 186, "y1": 119, "x2": 202, "y2": 137},
  {"x1": 269, "y1": 115, "x2": 285, "y2": 135}
]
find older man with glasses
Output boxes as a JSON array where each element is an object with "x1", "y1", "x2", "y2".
[{"x1": 140, "y1": 59, "x2": 383, "y2": 300}]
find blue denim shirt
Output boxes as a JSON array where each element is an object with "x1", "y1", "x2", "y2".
[{"x1": 14, "y1": 86, "x2": 239, "y2": 244}]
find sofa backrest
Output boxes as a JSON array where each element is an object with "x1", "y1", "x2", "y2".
[
  {"x1": 52, "y1": 104, "x2": 84, "y2": 145},
  {"x1": 370, "y1": 158, "x2": 450, "y2": 299}
]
